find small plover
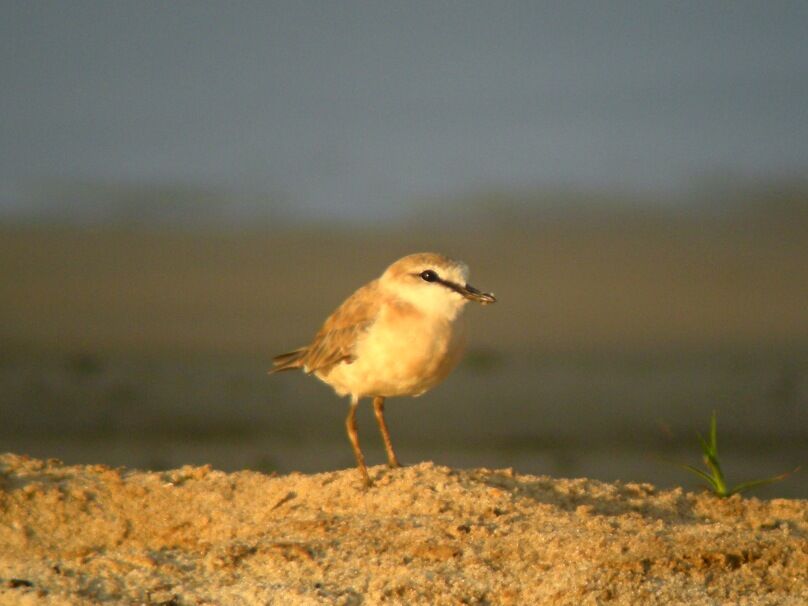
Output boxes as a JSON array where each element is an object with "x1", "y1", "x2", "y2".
[{"x1": 270, "y1": 252, "x2": 496, "y2": 485}]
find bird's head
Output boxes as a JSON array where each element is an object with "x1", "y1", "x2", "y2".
[{"x1": 379, "y1": 252, "x2": 496, "y2": 319}]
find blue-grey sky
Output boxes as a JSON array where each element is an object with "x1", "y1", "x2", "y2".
[{"x1": 2, "y1": 2, "x2": 807, "y2": 223}]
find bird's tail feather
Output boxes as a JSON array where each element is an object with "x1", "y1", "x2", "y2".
[{"x1": 268, "y1": 348, "x2": 308, "y2": 374}]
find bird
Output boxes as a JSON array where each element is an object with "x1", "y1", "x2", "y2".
[{"x1": 269, "y1": 252, "x2": 496, "y2": 485}]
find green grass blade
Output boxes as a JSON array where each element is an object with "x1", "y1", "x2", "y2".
[
  {"x1": 696, "y1": 431, "x2": 710, "y2": 456},
  {"x1": 709, "y1": 410, "x2": 718, "y2": 456},
  {"x1": 703, "y1": 451, "x2": 727, "y2": 493},
  {"x1": 678, "y1": 463, "x2": 720, "y2": 491},
  {"x1": 727, "y1": 467, "x2": 801, "y2": 497},
  {"x1": 673, "y1": 412, "x2": 796, "y2": 498}
]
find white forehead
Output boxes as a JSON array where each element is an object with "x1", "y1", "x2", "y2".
[
  {"x1": 381, "y1": 252, "x2": 469, "y2": 283},
  {"x1": 436, "y1": 260, "x2": 469, "y2": 283},
  {"x1": 379, "y1": 253, "x2": 472, "y2": 319}
]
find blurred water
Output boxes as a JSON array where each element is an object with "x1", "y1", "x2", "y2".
[
  {"x1": 2, "y1": 3, "x2": 808, "y2": 224},
  {"x1": 2, "y1": 348, "x2": 805, "y2": 498},
  {"x1": 1, "y1": 223, "x2": 805, "y2": 498}
]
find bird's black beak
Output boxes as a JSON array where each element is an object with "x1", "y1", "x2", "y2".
[
  {"x1": 439, "y1": 279, "x2": 496, "y2": 305},
  {"x1": 460, "y1": 283, "x2": 497, "y2": 305}
]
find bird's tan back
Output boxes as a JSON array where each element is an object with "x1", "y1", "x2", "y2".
[{"x1": 298, "y1": 280, "x2": 382, "y2": 374}]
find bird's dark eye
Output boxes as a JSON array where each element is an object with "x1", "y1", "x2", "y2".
[{"x1": 420, "y1": 269, "x2": 438, "y2": 282}]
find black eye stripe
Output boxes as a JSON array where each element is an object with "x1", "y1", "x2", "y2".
[{"x1": 420, "y1": 269, "x2": 438, "y2": 282}]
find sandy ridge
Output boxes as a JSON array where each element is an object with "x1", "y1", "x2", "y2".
[{"x1": 0, "y1": 454, "x2": 806, "y2": 605}]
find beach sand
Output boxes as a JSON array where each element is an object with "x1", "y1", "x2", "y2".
[{"x1": 1, "y1": 454, "x2": 806, "y2": 605}]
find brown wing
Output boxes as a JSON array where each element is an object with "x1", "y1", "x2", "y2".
[
  {"x1": 269, "y1": 280, "x2": 381, "y2": 375},
  {"x1": 268, "y1": 347, "x2": 309, "y2": 373}
]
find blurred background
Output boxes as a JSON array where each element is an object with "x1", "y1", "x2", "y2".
[{"x1": 2, "y1": 2, "x2": 806, "y2": 496}]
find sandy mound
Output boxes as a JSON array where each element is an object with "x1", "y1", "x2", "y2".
[{"x1": 1, "y1": 454, "x2": 805, "y2": 605}]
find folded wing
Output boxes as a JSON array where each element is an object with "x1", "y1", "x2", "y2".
[{"x1": 269, "y1": 280, "x2": 381, "y2": 375}]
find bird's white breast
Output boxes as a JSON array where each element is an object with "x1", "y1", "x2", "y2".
[{"x1": 317, "y1": 301, "x2": 466, "y2": 399}]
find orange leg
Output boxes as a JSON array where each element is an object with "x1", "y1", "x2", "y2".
[
  {"x1": 373, "y1": 396, "x2": 400, "y2": 468},
  {"x1": 345, "y1": 396, "x2": 371, "y2": 486}
]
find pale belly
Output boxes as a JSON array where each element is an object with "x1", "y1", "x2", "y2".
[{"x1": 317, "y1": 314, "x2": 466, "y2": 399}]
